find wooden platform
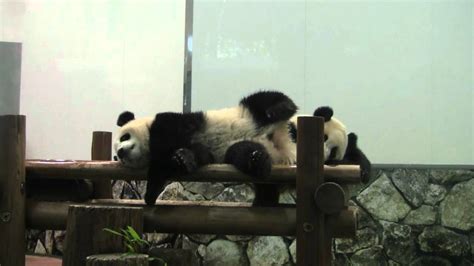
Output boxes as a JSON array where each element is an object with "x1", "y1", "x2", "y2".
[{"x1": 26, "y1": 255, "x2": 62, "y2": 266}]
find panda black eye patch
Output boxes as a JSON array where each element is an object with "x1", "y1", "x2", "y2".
[
  {"x1": 120, "y1": 133, "x2": 131, "y2": 142},
  {"x1": 324, "y1": 134, "x2": 328, "y2": 141}
]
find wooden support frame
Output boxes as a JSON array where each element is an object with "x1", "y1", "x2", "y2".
[
  {"x1": 0, "y1": 115, "x2": 26, "y2": 266},
  {"x1": 0, "y1": 115, "x2": 362, "y2": 265},
  {"x1": 91, "y1": 131, "x2": 112, "y2": 198}
]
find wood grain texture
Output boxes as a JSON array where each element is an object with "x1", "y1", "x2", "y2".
[
  {"x1": 296, "y1": 116, "x2": 330, "y2": 266},
  {"x1": 0, "y1": 115, "x2": 25, "y2": 266},
  {"x1": 26, "y1": 160, "x2": 361, "y2": 184},
  {"x1": 91, "y1": 131, "x2": 112, "y2": 198},
  {"x1": 314, "y1": 182, "x2": 347, "y2": 215},
  {"x1": 62, "y1": 205, "x2": 143, "y2": 266},
  {"x1": 86, "y1": 254, "x2": 149, "y2": 266}
]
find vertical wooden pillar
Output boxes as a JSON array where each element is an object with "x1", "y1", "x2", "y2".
[
  {"x1": 0, "y1": 115, "x2": 26, "y2": 266},
  {"x1": 91, "y1": 131, "x2": 112, "y2": 198},
  {"x1": 296, "y1": 116, "x2": 330, "y2": 265},
  {"x1": 63, "y1": 205, "x2": 144, "y2": 266}
]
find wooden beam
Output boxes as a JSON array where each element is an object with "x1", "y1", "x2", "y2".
[
  {"x1": 25, "y1": 200, "x2": 356, "y2": 238},
  {"x1": 26, "y1": 160, "x2": 361, "y2": 184},
  {"x1": 91, "y1": 131, "x2": 112, "y2": 198},
  {"x1": 63, "y1": 205, "x2": 143, "y2": 266},
  {"x1": 0, "y1": 115, "x2": 26, "y2": 266},
  {"x1": 86, "y1": 254, "x2": 149, "y2": 266},
  {"x1": 296, "y1": 116, "x2": 330, "y2": 266}
]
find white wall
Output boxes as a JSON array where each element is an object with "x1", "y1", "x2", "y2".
[
  {"x1": 1, "y1": 0, "x2": 185, "y2": 160},
  {"x1": 193, "y1": 0, "x2": 473, "y2": 165}
]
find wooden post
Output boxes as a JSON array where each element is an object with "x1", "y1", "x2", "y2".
[
  {"x1": 63, "y1": 205, "x2": 143, "y2": 266},
  {"x1": 0, "y1": 115, "x2": 25, "y2": 266},
  {"x1": 297, "y1": 116, "x2": 330, "y2": 266},
  {"x1": 86, "y1": 254, "x2": 149, "y2": 266},
  {"x1": 91, "y1": 131, "x2": 112, "y2": 198}
]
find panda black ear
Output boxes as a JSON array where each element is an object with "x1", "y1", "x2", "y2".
[
  {"x1": 117, "y1": 111, "x2": 135, "y2": 126},
  {"x1": 313, "y1": 106, "x2": 333, "y2": 122}
]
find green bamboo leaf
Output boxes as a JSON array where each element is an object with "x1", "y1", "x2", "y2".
[
  {"x1": 103, "y1": 228, "x2": 125, "y2": 238},
  {"x1": 126, "y1": 225, "x2": 141, "y2": 240}
]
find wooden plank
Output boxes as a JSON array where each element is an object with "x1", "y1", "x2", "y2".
[
  {"x1": 0, "y1": 115, "x2": 25, "y2": 266},
  {"x1": 91, "y1": 131, "x2": 112, "y2": 198},
  {"x1": 26, "y1": 160, "x2": 361, "y2": 184},
  {"x1": 86, "y1": 254, "x2": 149, "y2": 266},
  {"x1": 296, "y1": 116, "x2": 330, "y2": 266},
  {"x1": 25, "y1": 200, "x2": 356, "y2": 238},
  {"x1": 63, "y1": 205, "x2": 143, "y2": 266}
]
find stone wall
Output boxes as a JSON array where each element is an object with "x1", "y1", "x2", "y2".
[{"x1": 27, "y1": 168, "x2": 474, "y2": 265}]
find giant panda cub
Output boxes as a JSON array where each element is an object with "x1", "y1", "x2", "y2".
[
  {"x1": 288, "y1": 106, "x2": 371, "y2": 182},
  {"x1": 114, "y1": 91, "x2": 297, "y2": 206}
]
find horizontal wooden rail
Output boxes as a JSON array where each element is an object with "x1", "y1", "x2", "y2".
[
  {"x1": 26, "y1": 160, "x2": 362, "y2": 184},
  {"x1": 26, "y1": 199, "x2": 356, "y2": 237}
]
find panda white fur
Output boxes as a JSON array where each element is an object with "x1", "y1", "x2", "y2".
[
  {"x1": 288, "y1": 106, "x2": 348, "y2": 162},
  {"x1": 288, "y1": 106, "x2": 371, "y2": 181},
  {"x1": 114, "y1": 91, "x2": 297, "y2": 206}
]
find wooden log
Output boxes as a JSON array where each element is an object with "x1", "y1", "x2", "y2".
[
  {"x1": 314, "y1": 182, "x2": 347, "y2": 214},
  {"x1": 91, "y1": 131, "x2": 112, "y2": 198},
  {"x1": 0, "y1": 115, "x2": 25, "y2": 266},
  {"x1": 26, "y1": 160, "x2": 361, "y2": 184},
  {"x1": 63, "y1": 205, "x2": 143, "y2": 266},
  {"x1": 296, "y1": 116, "x2": 330, "y2": 266},
  {"x1": 86, "y1": 254, "x2": 149, "y2": 266},
  {"x1": 25, "y1": 200, "x2": 357, "y2": 238},
  {"x1": 327, "y1": 206, "x2": 358, "y2": 238}
]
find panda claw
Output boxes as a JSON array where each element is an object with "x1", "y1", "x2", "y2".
[{"x1": 171, "y1": 148, "x2": 197, "y2": 174}]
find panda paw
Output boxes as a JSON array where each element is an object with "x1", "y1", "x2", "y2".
[
  {"x1": 248, "y1": 150, "x2": 272, "y2": 178},
  {"x1": 171, "y1": 148, "x2": 198, "y2": 174}
]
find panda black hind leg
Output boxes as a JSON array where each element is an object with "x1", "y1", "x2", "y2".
[
  {"x1": 240, "y1": 91, "x2": 298, "y2": 126},
  {"x1": 224, "y1": 140, "x2": 279, "y2": 206},
  {"x1": 224, "y1": 140, "x2": 272, "y2": 178}
]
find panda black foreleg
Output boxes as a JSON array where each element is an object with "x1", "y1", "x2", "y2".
[
  {"x1": 224, "y1": 140, "x2": 272, "y2": 178},
  {"x1": 144, "y1": 163, "x2": 169, "y2": 206},
  {"x1": 240, "y1": 91, "x2": 298, "y2": 126},
  {"x1": 345, "y1": 133, "x2": 372, "y2": 183},
  {"x1": 170, "y1": 143, "x2": 215, "y2": 174}
]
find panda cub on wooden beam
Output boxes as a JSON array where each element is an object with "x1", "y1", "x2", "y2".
[
  {"x1": 114, "y1": 91, "x2": 298, "y2": 206},
  {"x1": 288, "y1": 106, "x2": 372, "y2": 182}
]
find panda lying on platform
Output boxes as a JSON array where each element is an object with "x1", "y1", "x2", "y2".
[
  {"x1": 289, "y1": 106, "x2": 371, "y2": 182},
  {"x1": 114, "y1": 91, "x2": 297, "y2": 206}
]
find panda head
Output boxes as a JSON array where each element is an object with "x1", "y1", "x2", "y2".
[
  {"x1": 113, "y1": 111, "x2": 153, "y2": 168},
  {"x1": 313, "y1": 106, "x2": 348, "y2": 161}
]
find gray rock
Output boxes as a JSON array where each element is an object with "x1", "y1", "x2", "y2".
[
  {"x1": 182, "y1": 235, "x2": 200, "y2": 253},
  {"x1": 187, "y1": 234, "x2": 217, "y2": 244},
  {"x1": 279, "y1": 186, "x2": 296, "y2": 204},
  {"x1": 356, "y1": 174, "x2": 411, "y2": 222},
  {"x1": 470, "y1": 232, "x2": 474, "y2": 256},
  {"x1": 350, "y1": 246, "x2": 387, "y2": 266},
  {"x1": 158, "y1": 182, "x2": 205, "y2": 201},
  {"x1": 417, "y1": 226, "x2": 470, "y2": 256},
  {"x1": 335, "y1": 227, "x2": 379, "y2": 253},
  {"x1": 380, "y1": 221, "x2": 416, "y2": 264},
  {"x1": 388, "y1": 260, "x2": 401, "y2": 266},
  {"x1": 409, "y1": 256, "x2": 452, "y2": 266},
  {"x1": 247, "y1": 236, "x2": 290, "y2": 266},
  {"x1": 34, "y1": 239, "x2": 47, "y2": 254},
  {"x1": 440, "y1": 178, "x2": 474, "y2": 231},
  {"x1": 44, "y1": 230, "x2": 54, "y2": 254},
  {"x1": 424, "y1": 184, "x2": 447, "y2": 205},
  {"x1": 204, "y1": 239, "x2": 248, "y2": 266},
  {"x1": 53, "y1": 230, "x2": 66, "y2": 254},
  {"x1": 391, "y1": 169, "x2": 428, "y2": 207},
  {"x1": 225, "y1": 235, "x2": 254, "y2": 242},
  {"x1": 459, "y1": 259, "x2": 474, "y2": 266},
  {"x1": 144, "y1": 233, "x2": 174, "y2": 245},
  {"x1": 429, "y1": 169, "x2": 473, "y2": 184},
  {"x1": 197, "y1": 244, "x2": 207, "y2": 258},
  {"x1": 183, "y1": 182, "x2": 225, "y2": 200},
  {"x1": 289, "y1": 239, "x2": 296, "y2": 264},
  {"x1": 148, "y1": 247, "x2": 200, "y2": 266},
  {"x1": 403, "y1": 205, "x2": 437, "y2": 225},
  {"x1": 214, "y1": 184, "x2": 255, "y2": 203},
  {"x1": 356, "y1": 205, "x2": 378, "y2": 229}
]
